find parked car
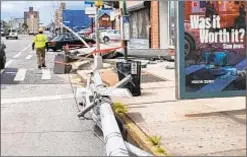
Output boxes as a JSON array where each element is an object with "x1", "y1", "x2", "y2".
[
  {"x1": 1, "y1": 29, "x2": 5, "y2": 36},
  {"x1": 6, "y1": 29, "x2": 18, "y2": 39},
  {"x1": 0, "y1": 42, "x2": 6, "y2": 69},
  {"x1": 99, "y1": 30, "x2": 120, "y2": 43},
  {"x1": 47, "y1": 34, "x2": 96, "y2": 52},
  {"x1": 78, "y1": 28, "x2": 91, "y2": 36},
  {"x1": 44, "y1": 31, "x2": 53, "y2": 41}
]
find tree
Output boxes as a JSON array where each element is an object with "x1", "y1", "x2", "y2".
[{"x1": 22, "y1": 23, "x2": 28, "y2": 33}]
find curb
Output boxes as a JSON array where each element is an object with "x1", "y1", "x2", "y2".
[
  {"x1": 116, "y1": 113, "x2": 170, "y2": 156},
  {"x1": 76, "y1": 70, "x2": 170, "y2": 156}
]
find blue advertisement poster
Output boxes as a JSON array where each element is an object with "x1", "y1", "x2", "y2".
[{"x1": 177, "y1": 1, "x2": 246, "y2": 99}]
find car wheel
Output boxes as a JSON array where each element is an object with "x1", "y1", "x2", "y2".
[
  {"x1": 52, "y1": 48, "x2": 57, "y2": 52},
  {"x1": 88, "y1": 42, "x2": 93, "y2": 47},
  {"x1": 184, "y1": 34, "x2": 195, "y2": 57},
  {"x1": 103, "y1": 36, "x2": 110, "y2": 43},
  {"x1": 6, "y1": 37, "x2": 8, "y2": 40},
  {"x1": 16, "y1": 37, "x2": 18, "y2": 39},
  {"x1": 0, "y1": 60, "x2": 5, "y2": 69}
]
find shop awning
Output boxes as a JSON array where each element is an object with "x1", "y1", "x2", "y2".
[{"x1": 127, "y1": 1, "x2": 151, "y2": 12}]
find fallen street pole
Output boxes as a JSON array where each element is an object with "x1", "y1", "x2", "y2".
[
  {"x1": 76, "y1": 69, "x2": 153, "y2": 156},
  {"x1": 100, "y1": 102, "x2": 129, "y2": 156},
  {"x1": 57, "y1": 21, "x2": 91, "y2": 48}
]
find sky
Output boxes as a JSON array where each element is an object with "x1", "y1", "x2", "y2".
[{"x1": 1, "y1": 1, "x2": 86, "y2": 25}]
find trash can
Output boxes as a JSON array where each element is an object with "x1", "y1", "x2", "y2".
[
  {"x1": 116, "y1": 60, "x2": 141, "y2": 96},
  {"x1": 54, "y1": 54, "x2": 71, "y2": 74}
]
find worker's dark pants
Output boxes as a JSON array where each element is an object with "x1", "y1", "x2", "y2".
[{"x1": 36, "y1": 48, "x2": 46, "y2": 66}]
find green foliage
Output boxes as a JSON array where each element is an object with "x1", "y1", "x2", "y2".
[
  {"x1": 148, "y1": 136, "x2": 162, "y2": 146},
  {"x1": 156, "y1": 145, "x2": 165, "y2": 154},
  {"x1": 112, "y1": 102, "x2": 128, "y2": 114}
]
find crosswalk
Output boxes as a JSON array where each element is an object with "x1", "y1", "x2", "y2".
[
  {"x1": 1, "y1": 68, "x2": 67, "y2": 84},
  {"x1": 1, "y1": 48, "x2": 62, "y2": 84},
  {"x1": 13, "y1": 68, "x2": 27, "y2": 81}
]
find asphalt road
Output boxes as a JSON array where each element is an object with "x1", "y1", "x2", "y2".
[{"x1": 1, "y1": 35, "x2": 106, "y2": 156}]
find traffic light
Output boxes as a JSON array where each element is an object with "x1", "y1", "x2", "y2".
[{"x1": 95, "y1": 0, "x2": 103, "y2": 7}]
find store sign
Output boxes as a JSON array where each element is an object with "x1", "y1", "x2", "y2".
[
  {"x1": 85, "y1": 7, "x2": 96, "y2": 15},
  {"x1": 85, "y1": 1, "x2": 94, "y2": 5},
  {"x1": 101, "y1": 17, "x2": 109, "y2": 21},
  {"x1": 128, "y1": 39, "x2": 149, "y2": 49},
  {"x1": 176, "y1": 1, "x2": 246, "y2": 99}
]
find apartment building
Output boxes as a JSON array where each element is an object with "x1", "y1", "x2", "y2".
[
  {"x1": 55, "y1": 2, "x2": 66, "y2": 27},
  {"x1": 24, "y1": 7, "x2": 40, "y2": 35}
]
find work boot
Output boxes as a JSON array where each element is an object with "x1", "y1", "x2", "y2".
[
  {"x1": 38, "y1": 65, "x2": 41, "y2": 69},
  {"x1": 42, "y1": 64, "x2": 46, "y2": 68}
]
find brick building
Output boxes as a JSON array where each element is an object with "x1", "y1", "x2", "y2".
[{"x1": 24, "y1": 7, "x2": 40, "y2": 34}]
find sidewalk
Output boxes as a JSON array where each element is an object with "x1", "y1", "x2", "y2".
[{"x1": 76, "y1": 57, "x2": 246, "y2": 156}]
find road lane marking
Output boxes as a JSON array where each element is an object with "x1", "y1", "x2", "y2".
[
  {"x1": 1, "y1": 59, "x2": 13, "y2": 73},
  {"x1": 41, "y1": 69, "x2": 51, "y2": 80},
  {"x1": 5, "y1": 59, "x2": 13, "y2": 67},
  {"x1": 1, "y1": 94, "x2": 74, "y2": 104},
  {"x1": 14, "y1": 69, "x2": 27, "y2": 81},
  {"x1": 25, "y1": 54, "x2": 32, "y2": 60},
  {"x1": 12, "y1": 52, "x2": 22, "y2": 58},
  {"x1": 12, "y1": 44, "x2": 32, "y2": 59}
]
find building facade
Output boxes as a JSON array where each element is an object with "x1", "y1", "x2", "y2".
[
  {"x1": 24, "y1": 7, "x2": 40, "y2": 34},
  {"x1": 55, "y1": 2, "x2": 66, "y2": 27},
  {"x1": 125, "y1": 1, "x2": 173, "y2": 50},
  {"x1": 8, "y1": 17, "x2": 24, "y2": 32}
]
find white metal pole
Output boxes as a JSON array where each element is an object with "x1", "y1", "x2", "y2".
[
  {"x1": 100, "y1": 102, "x2": 129, "y2": 156},
  {"x1": 95, "y1": 5, "x2": 100, "y2": 51},
  {"x1": 57, "y1": 21, "x2": 90, "y2": 48}
]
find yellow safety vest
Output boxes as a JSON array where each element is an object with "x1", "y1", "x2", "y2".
[{"x1": 33, "y1": 34, "x2": 48, "y2": 49}]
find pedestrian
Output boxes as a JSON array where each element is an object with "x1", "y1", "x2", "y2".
[{"x1": 32, "y1": 28, "x2": 48, "y2": 69}]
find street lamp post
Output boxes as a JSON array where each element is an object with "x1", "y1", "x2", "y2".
[
  {"x1": 121, "y1": 0, "x2": 129, "y2": 61},
  {"x1": 95, "y1": 1, "x2": 102, "y2": 51}
]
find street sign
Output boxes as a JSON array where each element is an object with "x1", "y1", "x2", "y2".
[
  {"x1": 85, "y1": 1, "x2": 94, "y2": 5},
  {"x1": 85, "y1": 7, "x2": 96, "y2": 15},
  {"x1": 121, "y1": 15, "x2": 130, "y2": 41}
]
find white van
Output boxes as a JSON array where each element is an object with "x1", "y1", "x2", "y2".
[{"x1": 6, "y1": 29, "x2": 18, "y2": 39}]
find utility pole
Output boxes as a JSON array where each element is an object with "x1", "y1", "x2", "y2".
[
  {"x1": 120, "y1": 0, "x2": 129, "y2": 61},
  {"x1": 95, "y1": 0, "x2": 102, "y2": 51}
]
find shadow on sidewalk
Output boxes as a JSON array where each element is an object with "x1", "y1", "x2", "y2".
[
  {"x1": 185, "y1": 109, "x2": 246, "y2": 125},
  {"x1": 127, "y1": 112, "x2": 145, "y2": 123},
  {"x1": 127, "y1": 99, "x2": 178, "y2": 106}
]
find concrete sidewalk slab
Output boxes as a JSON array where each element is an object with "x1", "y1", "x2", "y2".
[{"x1": 76, "y1": 61, "x2": 246, "y2": 156}]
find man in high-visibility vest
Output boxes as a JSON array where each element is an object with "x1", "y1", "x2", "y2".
[{"x1": 32, "y1": 28, "x2": 48, "y2": 69}]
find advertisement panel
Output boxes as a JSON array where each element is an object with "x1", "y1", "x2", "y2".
[{"x1": 177, "y1": 1, "x2": 246, "y2": 99}]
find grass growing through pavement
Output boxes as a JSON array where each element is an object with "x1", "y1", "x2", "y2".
[
  {"x1": 148, "y1": 136, "x2": 162, "y2": 146},
  {"x1": 148, "y1": 136, "x2": 167, "y2": 155},
  {"x1": 112, "y1": 102, "x2": 128, "y2": 114},
  {"x1": 156, "y1": 145, "x2": 166, "y2": 154}
]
